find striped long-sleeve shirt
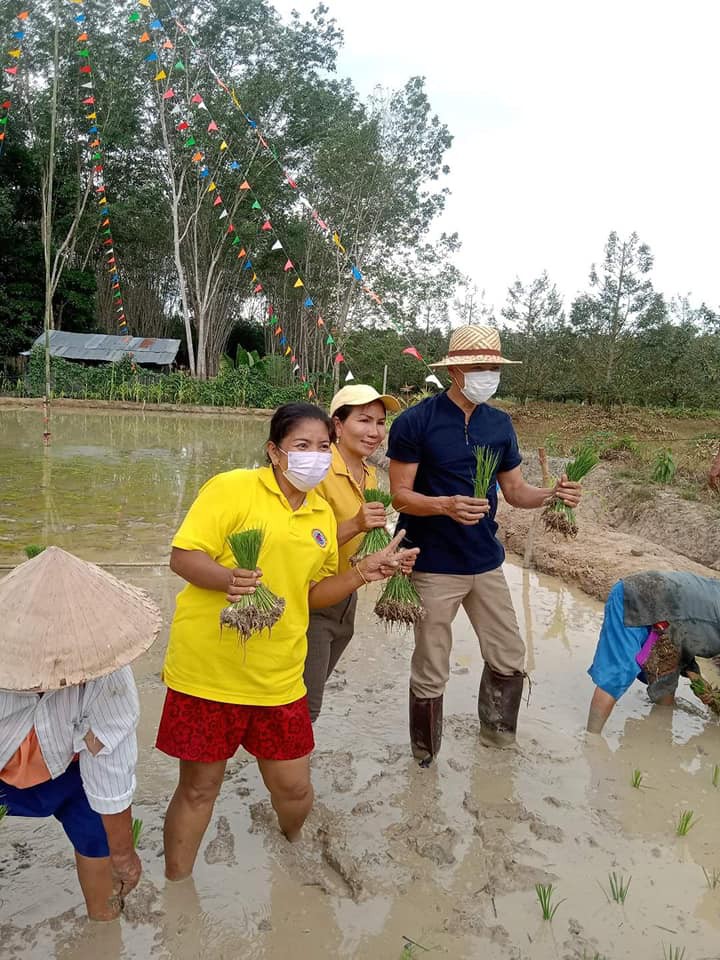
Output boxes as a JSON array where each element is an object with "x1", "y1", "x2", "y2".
[{"x1": 0, "y1": 666, "x2": 139, "y2": 815}]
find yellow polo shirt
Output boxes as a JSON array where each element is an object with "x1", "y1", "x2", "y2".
[
  {"x1": 314, "y1": 444, "x2": 378, "y2": 573},
  {"x1": 163, "y1": 467, "x2": 338, "y2": 706}
]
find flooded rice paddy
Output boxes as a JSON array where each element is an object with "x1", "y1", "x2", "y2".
[{"x1": 1, "y1": 407, "x2": 719, "y2": 960}]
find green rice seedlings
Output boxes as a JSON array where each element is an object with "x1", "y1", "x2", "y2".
[
  {"x1": 702, "y1": 866, "x2": 720, "y2": 890},
  {"x1": 375, "y1": 572, "x2": 425, "y2": 628},
  {"x1": 652, "y1": 449, "x2": 677, "y2": 484},
  {"x1": 220, "y1": 529, "x2": 285, "y2": 642},
  {"x1": 688, "y1": 672, "x2": 720, "y2": 715},
  {"x1": 662, "y1": 945, "x2": 686, "y2": 960},
  {"x1": 675, "y1": 810, "x2": 698, "y2": 836},
  {"x1": 473, "y1": 446, "x2": 501, "y2": 499},
  {"x1": 535, "y1": 882, "x2": 565, "y2": 921},
  {"x1": 712, "y1": 764, "x2": 719, "y2": 788},
  {"x1": 631, "y1": 769, "x2": 644, "y2": 789},
  {"x1": 132, "y1": 818, "x2": 143, "y2": 848},
  {"x1": 24, "y1": 544, "x2": 45, "y2": 559},
  {"x1": 543, "y1": 443, "x2": 599, "y2": 538},
  {"x1": 352, "y1": 489, "x2": 392, "y2": 562},
  {"x1": 0, "y1": 804, "x2": 7, "y2": 822},
  {"x1": 603, "y1": 871, "x2": 631, "y2": 904}
]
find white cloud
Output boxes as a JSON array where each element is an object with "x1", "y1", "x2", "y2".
[{"x1": 272, "y1": 0, "x2": 720, "y2": 313}]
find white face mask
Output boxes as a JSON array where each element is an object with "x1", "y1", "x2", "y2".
[
  {"x1": 460, "y1": 370, "x2": 500, "y2": 405},
  {"x1": 279, "y1": 449, "x2": 332, "y2": 492}
]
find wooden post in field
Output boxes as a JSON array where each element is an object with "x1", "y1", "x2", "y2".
[{"x1": 523, "y1": 447, "x2": 549, "y2": 569}]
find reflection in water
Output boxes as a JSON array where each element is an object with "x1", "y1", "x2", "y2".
[{"x1": 0, "y1": 409, "x2": 270, "y2": 564}]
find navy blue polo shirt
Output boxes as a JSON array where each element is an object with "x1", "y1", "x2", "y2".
[{"x1": 387, "y1": 391, "x2": 522, "y2": 575}]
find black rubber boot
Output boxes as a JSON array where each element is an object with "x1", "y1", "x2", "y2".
[
  {"x1": 477, "y1": 665, "x2": 524, "y2": 747},
  {"x1": 409, "y1": 689, "x2": 443, "y2": 766}
]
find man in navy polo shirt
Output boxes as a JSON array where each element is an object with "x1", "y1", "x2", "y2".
[{"x1": 388, "y1": 325, "x2": 581, "y2": 764}]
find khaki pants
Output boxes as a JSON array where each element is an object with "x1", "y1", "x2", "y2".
[
  {"x1": 410, "y1": 568, "x2": 525, "y2": 699},
  {"x1": 304, "y1": 592, "x2": 358, "y2": 722}
]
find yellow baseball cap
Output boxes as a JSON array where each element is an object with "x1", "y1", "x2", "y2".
[{"x1": 329, "y1": 384, "x2": 401, "y2": 416}]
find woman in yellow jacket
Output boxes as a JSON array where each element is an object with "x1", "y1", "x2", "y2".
[
  {"x1": 305, "y1": 385, "x2": 401, "y2": 722},
  {"x1": 157, "y1": 402, "x2": 416, "y2": 880}
]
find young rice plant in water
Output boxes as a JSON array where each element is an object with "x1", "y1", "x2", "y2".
[
  {"x1": 603, "y1": 871, "x2": 631, "y2": 904},
  {"x1": 675, "y1": 810, "x2": 698, "y2": 836},
  {"x1": 702, "y1": 866, "x2": 720, "y2": 890},
  {"x1": 631, "y1": 768, "x2": 643, "y2": 788},
  {"x1": 662, "y1": 946, "x2": 686, "y2": 960},
  {"x1": 543, "y1": 443, "x2": 599, "y2": 538},
  {"x1": 713, "y1": 763, "x2": 719, "y2": 788},
  {"x1": 535, "y1": 883, "x2": 564, "y2": 921},
  {"x1": 352, "y1": 489, "x2": 392, "y2": 561},
  {"x1": 220, "y1": 529, "x2": 285, "y2": 642},
  {"x1": 473, "y1": 446, "x2": 501, "y2": 499}
]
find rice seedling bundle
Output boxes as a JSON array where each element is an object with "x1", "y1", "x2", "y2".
[
  {"x1": 375, "y1": 572, "x2": 425, "y2": 628},
  {"x1": 687, "y1": 671, "x2": 720, "y2": 715},
  {"x1": 132, "y1": 818, "x2": 143, "y2": 848},
  {"x1": 542, "y1": 444, "x2": 599, "y2": 538},
  {"x1": 352, "y1": 489, "x2": 392, "y2": 562},
  {"x1": 220, "y1": 528, "x2": 285, "y2": 642},
  {"x1": 473, "y1": 446, "x2": 501, "y2": 499}
]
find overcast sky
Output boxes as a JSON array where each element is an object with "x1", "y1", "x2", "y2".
[{"x1": 272, "y1": 0, "x2": 720, "y2": 318}]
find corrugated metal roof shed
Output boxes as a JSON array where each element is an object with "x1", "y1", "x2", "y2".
[{"x1": 24, "y1": 331, "x2": 180, "y2": 366}]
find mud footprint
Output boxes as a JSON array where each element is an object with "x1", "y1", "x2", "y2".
[{"x1": 204, "y1": 815, "x2": 236, "y2": 866}]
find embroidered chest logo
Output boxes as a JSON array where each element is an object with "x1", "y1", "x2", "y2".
[{"x1": 311, "y1": 528, "x2": 327, "y2": 548}]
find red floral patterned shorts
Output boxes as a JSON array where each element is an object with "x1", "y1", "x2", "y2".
[{"x1": 156, "y1": 689, "x2": 314, "y2": 762}]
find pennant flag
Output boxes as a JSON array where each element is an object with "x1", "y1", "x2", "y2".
[
  {"x1": 254, "y1": 283, "x2": 263, "y2": 293},
  {"x1": 226, "y1": 223, "x2": 235, "y2": 234},
  {"x1": 229, "y1": 160, "x2": 239, "y2": 170},
  {"x1": 219, "y1": 140, "x2": 228, "y2": 151},
  {"x1": 5, "y1": 67, "x2": 18, "y2": 76},
  {"x1": 79, "y1": 65, "x2": 91, "y2": 73},
  {"x1": 242, "y1": 259, "x2": 252, "y2": 270},
  {"x1": 317, "y1": 317, "x2": 325, "y2": 327},
  {"x1": 303, "y1": 297, "x2": 313, "y2": 308},
  {"x1": 293, "y1": 364, "x2": 300, "y2": 373},
  {"x1": 402, "y1": 346, "x2": 423, "y2": 361},
  {"x1": 176, "y1": 120, "x2": 189, "y2": 131},
  {"x1": 239, "y1": 180, "x2": 251, "y2": 191},
  {"x1": 251, "y1": 200, "x2": 261, "y2": 210},
  {"x1": 258, "y1": 134, "x2": 268, "y2": 148},
  {"x1": 293, "y1": 278, "x2": 304, "y2": 288},
  {"x1": 332, "y1": 232, "x2": 346, "y2": 253},
  {"x1": 162, "y1": 89, "x2": 175, "y2": 100},
  {"x1": 12, "y1": 31, "x2": 24, "y2": 40},
  {"x1": 237, "y1": 247, "x2": 246, "y2": 257},
  {"x1": 174, "y1": 60, "x2": 185, "y2": 71},
  {"x1": 232, "y1": 235, "x2": 240, "y2": 246},
  {"x1": 128, "y1": 11, "x2": 140, "y2": 22},
  {"x1": 145, "y1": 51, "x2": 158, "y2": 62},
  {"x1": 285, "y1": 174, "x2": 297, "y2": 189},
  {"x1": 77, "y1": 50, "x2": 90, "y2": 58},
  {"x1": 191, "y1": 151, "x2": 203, "y2": 162},
  {"x1": 17, "y1": 11, "x2": 29, "y2": 20},
  {"x1": 2, "y1": 100, "x2": 10, "y2": 109},
  {"x1": 271, "y1": 240, "x2": 283, "y2": 251},
  {"x1": 344, "y1": 370, "x2": 355, "y2": 382},
  {"x1": 218, "y1": 209, "x2": 228, "y2": 219},
  {"x1": 212, "y1": 195, "x2": 222, "y2": 206},
  {"x1": 326, "y1": 334, "x2": 334, "y2": 345},
  {"x1": 154, "y1": 70, "x2": 167, "y2": 81},
  {"x1": 76, "y1": 32, "x2": 88, "y2": 42},
  {"x1": 207, "y1": 181, "x2": 216, "y2": 191},
  {"x1": 86, "y1": 112, "x2": 96, "y2": 120},
  {"x1": 7, "y1": 49, "x2": 21, "y2": 59},
  {"x1": 285, "y1": 346, "x2": 292, "y2": 356},
  {"x1": 351, "y1": 266, "x2": 362, "y2": 281},
  {"x1": 199, "y1": 167, "x2": 210, "y2": 178},
  {"x1": 334, "y1": 353, "x2": 344, "y2": 364},
  {"x1": 190, "y1": 93, "x2": 203, "y2": 104},
  {"x1": 261, "y1": 220, "x2": 271, "y2": 231},
  {"x1": 207, "y1": 120, "x2": 218, "y2": 132},
  {"x1": 139, "y1": 31, "x2": 150, "y2": 42},
  {"x1": 183, "y1": 136, "x2": 196, "y2": 147},
  {"x1": 274, "y1": 327, "x2": 282, "y2": 336},
  {"x1": 425, "y1": 374, "x2": 443, "y2": 388},
  {"x1": 82, "y1": 96, "x2": 94, "y2": 105},
  {"x1": 150, "y1": 19, "x2": 163, "y2": 29},
  {"x1": 162, "y1": 39, "x2": 174, "y2": 50}
]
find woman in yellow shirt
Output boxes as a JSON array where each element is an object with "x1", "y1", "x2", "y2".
[
  {"x1": 157, "y1": 402, "x2": 416, "y2": 880},
  {"x1": 305, "y1": 385, "x2": 400, "y2": 721}
]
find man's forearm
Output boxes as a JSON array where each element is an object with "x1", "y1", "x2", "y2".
[
  {"x1": 101, "y1": 807, "x2": 135, "y2": 856},
  {"x1": 391, "y1": 489, "x2": 450, "y2": 517},
  {"x1": 502, "y1": 483, "x2": 552, "y2": 510}
]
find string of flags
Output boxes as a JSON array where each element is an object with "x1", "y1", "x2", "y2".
[
  {"x1": 0, "y1": 9, "x2": 29, "y2": 156},
  {"x1": 70, "y1": 0, "x2": 129, "y2": 337},
  {"x1": 150, "y1": 0, "x2": 441, "y2": 388},
  {"x1": 133, "y1": 1, "x2": 350, "y2": 395}
]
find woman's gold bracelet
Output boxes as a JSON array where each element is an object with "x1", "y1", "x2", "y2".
[{"x1": 355, "y1": 563, "x2": 369, "y2": 586}]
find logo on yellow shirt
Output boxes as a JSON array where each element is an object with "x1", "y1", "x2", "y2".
[{"x1": 312, "y1": 529, "x2": 328, "y2": 548}]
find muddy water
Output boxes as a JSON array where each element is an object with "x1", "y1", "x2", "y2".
[{"x1": 2, "y1": 409, "x2": 720, "y2": 960}]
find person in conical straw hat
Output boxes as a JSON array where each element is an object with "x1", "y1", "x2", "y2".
[
  {"x1": 387, "y1": 324, "x2": 582, "y2": 763},
  {"x1": 0, "y1": 547, "x2": 161, "y2": 920}
]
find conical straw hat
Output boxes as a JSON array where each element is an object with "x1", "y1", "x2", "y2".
[{"x1": 0, "y1": 546, "x2": 162, "y2": 691}]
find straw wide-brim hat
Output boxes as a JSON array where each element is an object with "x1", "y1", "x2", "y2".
[
  {"x1": 0, "y1": 546, "x2": 162, "y2": 691},
  {"x1": 429, "y1": 325, "x2": 521, "y2": 367}
]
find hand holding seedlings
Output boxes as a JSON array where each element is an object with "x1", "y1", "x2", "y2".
[
  {"x1": 354, "y1": 498, "x2": 390, "y2": 533},
  {"x1": 546, "y1": 473, "x2": 582, "y2": 508},
  {"x1": 352, "y1": 490, "x2": 393, "y2": 561},
  {"x1": 225, "y1": 566, "x2": 262, "y2": 600},
  {"x1": 355, "y1": 530, "x2": 419, "y2": 584},
  {"x1": 445, "y1": 494, "x2": 490, "y2": 526},
  {"x1": 543, "y1": 444, "x2": 598, "y2": 538}
]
